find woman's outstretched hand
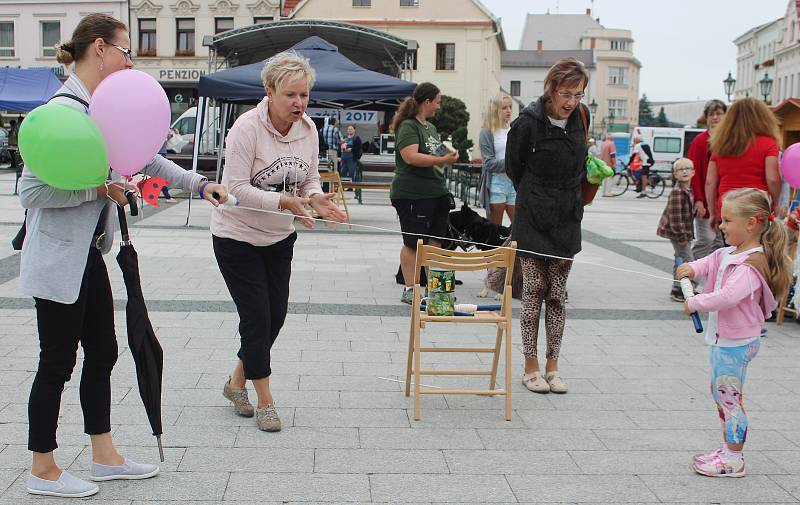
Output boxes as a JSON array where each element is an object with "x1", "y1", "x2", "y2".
[
  {"x1": 279, "y1": 194, "x2": 315, "y2": 228},
  {"x1": 310, "y1": 193, "x2": 348, "y2": 223}
]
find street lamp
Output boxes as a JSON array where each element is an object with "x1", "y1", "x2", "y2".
[
  {"x1": 589, "y1": 99, "x2": 598, "y2": 136},
  {"x1": 723, "y1": 71, "x2": 736, "y2": 102},
  {"x1": 759, "y1": 73, "x2": 774, "y2": 104}
]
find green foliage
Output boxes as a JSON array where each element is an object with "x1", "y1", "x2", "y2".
[
  {"x1": 655, "y1": 106, "x2": 669, "y2": 127},
  {"x1": 639, "y1": 94, "x2": 654, "y2": 126},
  {"x1": 451, "y1": 127, "x2": 473, "y2": 163},
  {"x1": 431, "y1": 95, "x2": 470, "y2": 139}
]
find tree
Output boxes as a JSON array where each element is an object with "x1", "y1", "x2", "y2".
[
  {"x1": 655, "y1": 106, "x2": 669, "y2": 127},
  {"x1": 431, "y1": 95, "x2": 470, "y2": 140},
  {"x1": 639, "y1": 94, "x2": 655, "y2": 126},
  {"x1": 450, "y1": 127, "x2": 473, "y2": 163}
]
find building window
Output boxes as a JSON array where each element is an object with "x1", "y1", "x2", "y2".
[
  {"x1": 353, "y1": 0, "x2": 371, "y2": 6},
  {"x1": 253, "y1": 17, "x2": 273, "y2": 24},
  {"x1": 0, "y1": 21, "x2": 14, "y2": 57},
  {"x1": 400, "y1": 0, "x2": 419, "y2": 6},
  {"x1": 215, "y1": 17, "x2": 234, "y2": 34},
  {"x1": 610, "y1": 39, "x2": 628, "y2": 51},
  {"x1": 608, "y1": 66, "x2": 628, "y2": 85},
  {"x1": 436, "y1": 43, "x2": 455, "y2": 70},
  {"x1": 510, "y1": 80, "x2": 521, "y2": 97},
  {"x1": 41, "y1": 21, "x2": 60, "y2": 58},
  {"x1": 138, "y1": 19, "x2": 156, "y2": 56},
  {"x1": 608, "y1": 99, "x2": 626, "y2": 118},
  {"x1": 176, "y1": 18, "x2": 194, "y2": 56}
]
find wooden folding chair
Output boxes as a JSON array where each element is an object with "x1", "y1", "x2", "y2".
[
  {"x1": 317, "y1": 170, "x2": 351, "y2": 228},
  {"x1": 405, "y1": 239, "x2": 517, "y2": 421}
]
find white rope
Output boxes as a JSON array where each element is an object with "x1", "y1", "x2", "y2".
[{"x1": 220, "y1": 201, "x2": 680, "y2": 285}]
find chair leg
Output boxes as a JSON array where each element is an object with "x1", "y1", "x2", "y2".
[
  {"x1": 413, "y1": 320, "x2": 421, "y2": 420},
  {"x1": 488, "y1": 324, "x2": 503, "y2": 393},
  {"x1": 339, "y1": 183, "x2": 351, "y2": 229},
  {"x1": 776, "y1": 293, "x2": 789, "y2": 325},
  {"x1": 405, "y1": 313, "x2": 415, "y2": 397},
  {"x1": 504, "y1": 319, "x2": 512, "y2": 421}
]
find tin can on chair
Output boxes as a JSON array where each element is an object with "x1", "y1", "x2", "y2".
[{"x1": 427, "y1": 268, "x2": 456, "y2": 316}]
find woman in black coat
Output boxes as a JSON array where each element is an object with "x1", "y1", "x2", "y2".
[{"x1": 506, "y1": 58, "x2": 591, "y2": 395}]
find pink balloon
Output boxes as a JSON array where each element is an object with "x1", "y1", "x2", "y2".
[
  {"x1": 89, "y1": 69, "x2": 170, "y2": 177},
  {"x1": 782, "y1": 142, "x2": 800, "y2": 189}
]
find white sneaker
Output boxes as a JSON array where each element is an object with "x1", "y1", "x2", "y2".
[
  {"x1": 90, "y1": 458, "x2": 160, "y2": 481},
  {"x1": 27, "y1": 471, "x2": 99, "y2": 498}
]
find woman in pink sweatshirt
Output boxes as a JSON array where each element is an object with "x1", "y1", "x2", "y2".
[
  {"x1": 677, "y1": 188, "x2": 791, "y2": 478},
  {"x1": 211, "y1": 52, "x2": 347, "y2": 432}
]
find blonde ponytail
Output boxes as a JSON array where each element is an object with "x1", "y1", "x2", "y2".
[{"x1": 761, "y1": 218, "x2": 793, "y2": 300}]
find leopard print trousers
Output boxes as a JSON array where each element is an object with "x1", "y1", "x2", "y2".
[{"x1": 520, "y1": 257, "x2": 572, "y2": 359}]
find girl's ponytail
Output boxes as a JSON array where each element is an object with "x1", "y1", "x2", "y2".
[{"x1": 762, "y1": 217, "x2": 793, "y2": 300}]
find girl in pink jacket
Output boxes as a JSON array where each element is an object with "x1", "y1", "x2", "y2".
[{"x1": 677, "y1": 188, "x2": 792, "y2": 478}]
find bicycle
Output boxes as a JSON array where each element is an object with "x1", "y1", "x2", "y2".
[{"x1": 607, "y1": 167, "x2": 666, "y2": 199}]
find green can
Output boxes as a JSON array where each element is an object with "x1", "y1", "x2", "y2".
[
  {"x1": 426, "y1": 292, "x2": 455, "y2": 316},
  {"x1": 428, "y1": 268, "x2": 455, "y2": 294}
]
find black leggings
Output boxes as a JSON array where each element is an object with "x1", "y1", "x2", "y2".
[
  {"x1": 29, "y1": 248, "x2": 118, "y2": 453},
  {"x1": 213, "y1": 233, "x2": 296, "y2": 380}
]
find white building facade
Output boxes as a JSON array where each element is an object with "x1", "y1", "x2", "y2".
[
  {"x1": 774, "y1": 0, "x2": 800, "y2": 104},
  {"x1": 734, "y1": 18, "x2": 781, "y2": 102},
  {"x1": 129, "y1": 0, "x2": 282, "y2": 120},
  {"x1": 0, "y1": 0, "x2": 129, "y2": 78}
]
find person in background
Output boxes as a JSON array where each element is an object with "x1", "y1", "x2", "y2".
[
  {"x1": 599, "y1": 134, "x2": 617, "y2": 197},
  {"x1": 506, "y1": 57, "x2": 591, "y2": 395},
  {"x1": 631, "y1": 136, "x2": 654, "y2": 198},
  {"x1": 478, "y1": 92, "x2": 515, "y2": 225},
  {"x1": 321, "y1": 116, "x2": 341, "y2": 172},
  {"x1": 706, "y1": 98, "x2": 781, "y2": 231},
  {"x1": 390, "y1": 82, "x2": 459, "y2": 304},
  {"x1": 689, "y1": 99, "x2": 728, "y2": 259},
  {"x1": 656, "y1": 158, "x2": 696, "y2": 302},
  {"x1": 18, "y1": 13, "x2": 227, "y2": 498},
  {"x1": 212, "y1": 51, "x2": 347, "y2": 433},
  {"x1": 340, "y1": 124, "x2": 362, "y2": 182}
]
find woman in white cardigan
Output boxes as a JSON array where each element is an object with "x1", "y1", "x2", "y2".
[{"x1": 478, "y1": 93, "x2": 515, "y2": 225}]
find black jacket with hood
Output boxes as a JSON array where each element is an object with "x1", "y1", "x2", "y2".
[{"x1": 506, "y1": 96, "x2": 590, "y2": 258}]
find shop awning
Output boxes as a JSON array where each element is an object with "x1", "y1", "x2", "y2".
[{"x1": 0, "y1": 68, "x2": 63, "y2": 112}]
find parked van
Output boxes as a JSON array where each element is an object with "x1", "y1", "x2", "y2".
[
  {"x1": 632, "y1": 126, "x2": 705, "y2": 172},
  {"x1": 167, "y1": 106, "x2": 220, "y2": 155}
]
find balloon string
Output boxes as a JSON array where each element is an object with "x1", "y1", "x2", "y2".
[{"x1": 220, "y1": 201, "x2": 681, "y2": 285}]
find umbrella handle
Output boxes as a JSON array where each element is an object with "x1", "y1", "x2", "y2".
[
  {"x1": 116, "y1": 204, "x2": 131, "y2": 245},
  {"x1": 126, "y1": 190, "x2": 139, "y2": 216}
]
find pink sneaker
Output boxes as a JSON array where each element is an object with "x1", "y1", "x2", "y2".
[
  {"x1": 692, "y1": 452, "x2": 745, "y2": 478},
  {"x1": 693, "y1": 446, "x2": 724, "y2": 464}
]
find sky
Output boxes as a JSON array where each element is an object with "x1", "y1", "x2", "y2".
[{"x1": 481, "y1": 0, "x2": 788, "y2": 102}]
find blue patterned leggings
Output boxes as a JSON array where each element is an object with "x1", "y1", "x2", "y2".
[{"x1": 709, "y1": 338, "x2": 760, "y2": 446}]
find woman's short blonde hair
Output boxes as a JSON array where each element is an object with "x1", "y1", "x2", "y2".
[{"x1": 260, "y1": 51, "x2": 316, "y2": 91}]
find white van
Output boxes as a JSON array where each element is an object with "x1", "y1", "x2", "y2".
[
  {"x1": 633, "y1": 126, "x2": 705, "y2": 172},
  {"x1": 167, "y1": 106, "x2": 220, "y2": 155}
]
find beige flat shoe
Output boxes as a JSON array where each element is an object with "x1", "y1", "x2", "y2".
[
  {"x1": 545, "y1": 371, "x2": 568, "y2": 394},
  {"x1": 522, "y1": 371, "x2": 550, "y2": 393}
]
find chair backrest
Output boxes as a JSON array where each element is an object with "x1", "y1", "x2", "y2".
[{"x1": 414, "y1": 239, "x2": 517, "y2": 288}]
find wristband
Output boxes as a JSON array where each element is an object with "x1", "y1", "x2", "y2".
[{"x1": 198, "y1": 181, "x2": 210, "y2": 198}]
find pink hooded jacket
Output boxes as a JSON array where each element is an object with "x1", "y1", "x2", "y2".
[
  {"x1": 686, "y1": 246, "x2": 777, "y2": 341},
  {"x1": 211, "y1": 97, "x2": 322, "y2": 246}
]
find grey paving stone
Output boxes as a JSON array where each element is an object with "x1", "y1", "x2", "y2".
[
  {"x1": 175, "y1": 405, "x2": 295, "y2": 426},
  {"x1": 641, "y1": 474, "x2": 798, "y2": 502},
  {"x1": 478, "y1": 428, "x2": 605, "y2": 451},
  {"x1": 113, "y1": 424, "x2": 238, "y2": 448},
  {"x1": 179, "y1": 447, "x2": 313, "y2": 472},
  {"x1": 0, "y1": 469, "x2": 23, "y2": 495},
  {"x1": 569, "y1": 450, "x2": 699, "y2": 475},
  {"x1": 225, "y1": 472, "x2": 370, "y2": 501},
  {"x1": 294, "y1": 407, "x2": 410, "y2": 428},
  {"x1": 0, "y1": 444, "x2": 82, "y2": 471},
  {"x1": 300, "y1": 375, "x2": 402, "y2": 391},
  {"x1": 370, "y1": 474, "x2": 517, "y2": 502},
  {"x1": 314, "y1": 448, "x2": 448, "y2": 474},
  {"x1": 359, "y1": 428, "x2": 484, "y2": 449},
  {"x1": 339, "y1": 391, "x2": 447, "y2": 409},
  {"x1": 444, "y1": 449, "x2": 579, "y2": 474},
  {"x1": 547, "y1": 394, "x2": 659, "y2": 411},
  {"x1": 505, "y1": 474, "x2": 659, "y2": 502},
  {"x1": 770, "y1": 475, "x2": 800, "y2": 501},
  {"x1": 516, "y1": 410, "x2": 637, "y2": 430},
  {"x1": 234, "y1": 427, "x2": 359, "y2": 449},
  {"x1": 594, "y1": 429, "x2": 797, "y2": 451}
]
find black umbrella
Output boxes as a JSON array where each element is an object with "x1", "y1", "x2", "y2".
[{"x1": 115, "y1": 198, "x2": 165, "y2": 461}]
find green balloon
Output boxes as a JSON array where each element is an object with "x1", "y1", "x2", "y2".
[{"x1": 18, "y1": 104, "x2": 109, "y2": 190}]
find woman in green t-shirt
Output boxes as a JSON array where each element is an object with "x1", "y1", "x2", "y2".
[{"x1": 390, "y1": 82, "x2": 459, "y2": 304}]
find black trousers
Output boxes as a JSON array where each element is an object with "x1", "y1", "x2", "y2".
[
  {"x1": 29, "y1": 248, "x2": 118, "y2": 453},
  {"x1": 213, "y1": 233, "x2": 296, "y2": 380}
]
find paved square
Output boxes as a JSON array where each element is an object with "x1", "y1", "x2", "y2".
[{"x1": 0, "y1": 171, "x2": 798, "y2": 504}]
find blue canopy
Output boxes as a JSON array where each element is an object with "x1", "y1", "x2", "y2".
[
  {"x1": 198, "y1": 36, "x2": 415, "y2": 103},
  {"x1": 0, "y1": 68, "x2": 63, "y2": 112}
]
